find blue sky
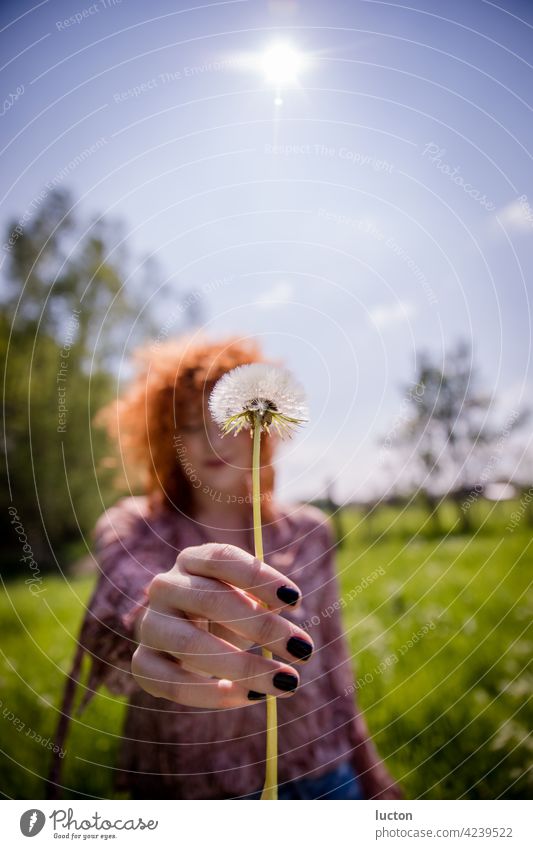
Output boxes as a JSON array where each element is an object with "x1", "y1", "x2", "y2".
[{"x1": 1, "y1": 0, "x2": 532, "y2": 502}]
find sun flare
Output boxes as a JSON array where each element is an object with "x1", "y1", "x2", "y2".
[{"x1": 260, "y1": 41, "x2": 306, "y2": 85}]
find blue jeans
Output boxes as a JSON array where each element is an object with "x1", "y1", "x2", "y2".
[{"x1": 242, "y1": 760, "x2": 365, "y2": 800}]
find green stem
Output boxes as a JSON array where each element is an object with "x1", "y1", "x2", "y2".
[{"x1": 252, "y1": 416, "x2": 278, "y2": 801}]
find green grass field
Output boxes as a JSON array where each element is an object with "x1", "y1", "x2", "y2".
[{"x1": 1, "y1": 500, "x2": 531, "y2": 799}]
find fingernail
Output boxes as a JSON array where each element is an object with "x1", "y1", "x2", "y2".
[
  {"x1": 287, "y1": 636, "x2": 313, "y2": 661},
  {"x1": 276, "y1": 585, "x2": 300, "y2": 606},
  {"x1": 273, "y1": 672, "x2": 298, "y2": 692},
  {"x1": 248, "y1": 690, "x2": 266, "y2": 700}
]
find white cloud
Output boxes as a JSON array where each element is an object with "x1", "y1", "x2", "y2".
[
  {"x1": 495, "y1": 380, "x2": 532, "y2": 414},
  {"x1": 368, "y1": 301, "x2": 416, "y2": 329},
  {"x1": 496, "y1": 197, "x2": 533, "y2": 234},
  {"x1": 254, "y1": 281, "x2": 293, "y2": 308}
]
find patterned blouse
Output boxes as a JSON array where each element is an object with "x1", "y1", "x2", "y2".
[{"x1": 49, "y1": 496, "x2": 399, "y2": 800}]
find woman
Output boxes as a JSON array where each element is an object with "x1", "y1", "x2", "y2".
[{"x1": 48, "y1": 334, "x2": 403, "y2": 800}]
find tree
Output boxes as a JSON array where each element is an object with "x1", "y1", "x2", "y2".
[
  {"x1": 386, "y1": 341, "x2": 528, "y2": 533},
  {"x1": 1, "y1": 189, "x2": 155, "y2": 572}
]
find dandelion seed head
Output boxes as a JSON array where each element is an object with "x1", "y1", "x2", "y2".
[{"x1": 208, "y1": 363, "x2": 308, "y2": 438}]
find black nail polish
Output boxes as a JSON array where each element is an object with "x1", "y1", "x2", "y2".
[
  {"x1": 273, "y1": 672, "x2": 298, "y2": 692},
  {"x1": 287, "y1": 636, "x2": 313, "y2": 661},
  {"x1": 248, "y1": 690, "x2": 266, "y2": 700},
  {"x1": 276, "y1": 585, "x2": 300, "y2": 606}
]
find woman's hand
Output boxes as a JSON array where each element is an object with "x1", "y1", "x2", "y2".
[{"x1": 131, "y1": 543, "x2": 314, "y2": 708}]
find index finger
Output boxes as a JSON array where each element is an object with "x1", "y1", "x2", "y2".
[{"x1": 176, "y1": 543, "x2": 301, "y2": 610}]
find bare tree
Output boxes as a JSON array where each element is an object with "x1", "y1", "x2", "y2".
[{"x1": 388, "y1": 341, "x2": 528, "y2": 533}]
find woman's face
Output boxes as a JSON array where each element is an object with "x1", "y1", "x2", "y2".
[{"x1": 177, "y1": 399, "x2": 252, "y2": 498}]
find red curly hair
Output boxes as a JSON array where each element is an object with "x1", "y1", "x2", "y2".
[{"x1": 96, "y1": 333, "x2": 280, "y2": 522}]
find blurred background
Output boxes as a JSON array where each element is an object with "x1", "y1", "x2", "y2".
[{"x1": 0, "y1": 0, "x2": 531, "y2": 799}]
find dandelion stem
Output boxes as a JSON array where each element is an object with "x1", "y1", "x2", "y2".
[{"x1": 252, "y1": 414, "x2": 278, "y2": 801}]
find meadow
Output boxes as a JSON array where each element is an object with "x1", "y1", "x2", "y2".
[{"x1": 1, "y1": 498, "x2": 531, "y2": 799}]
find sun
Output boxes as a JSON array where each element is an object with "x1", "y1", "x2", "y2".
[{"x1": 260, "y1": 42, "x2": 306, "y2": 85}]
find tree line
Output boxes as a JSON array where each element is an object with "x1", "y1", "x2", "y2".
[{"x1": 2, "y1": 188, "x2": 530, "y2": 576}]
